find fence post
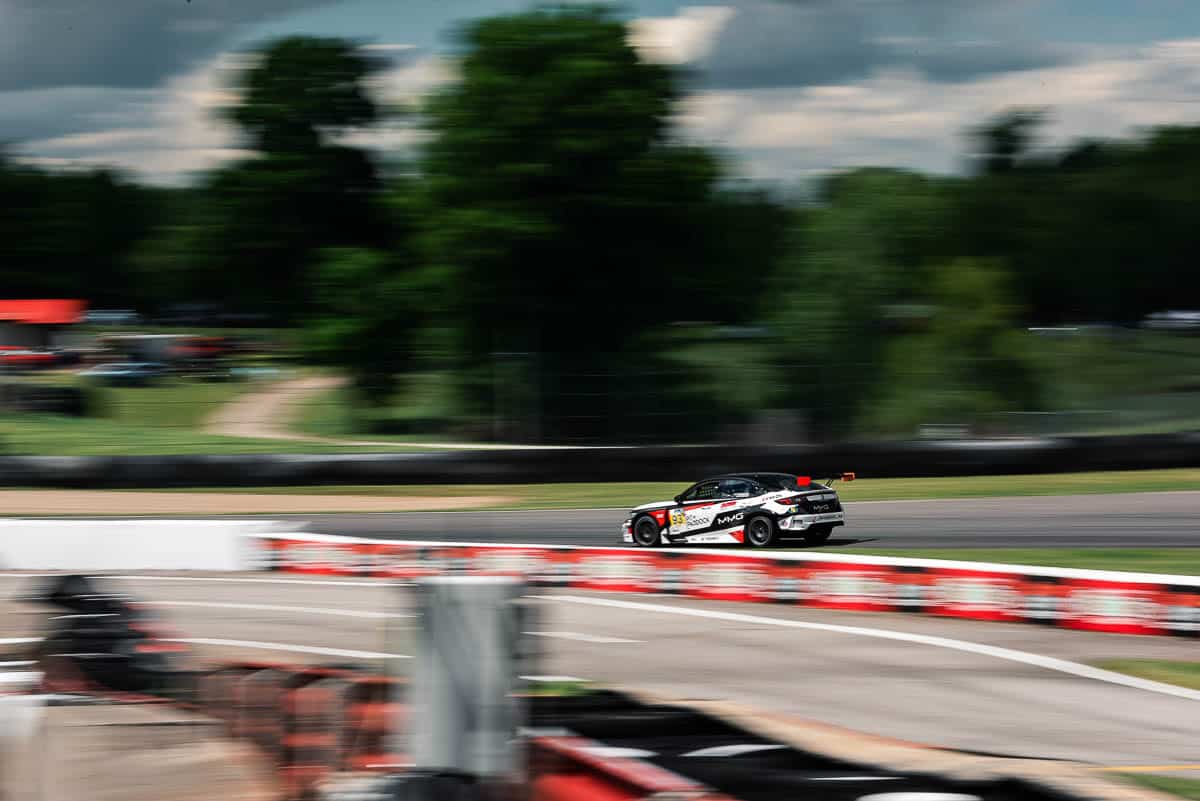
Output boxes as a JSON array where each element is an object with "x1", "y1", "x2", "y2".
[{"x1": 409, "y1": 575, "x2": 526, "y2": 787}]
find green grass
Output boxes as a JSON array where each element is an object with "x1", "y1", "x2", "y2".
[
  {"x1": 827, "y1": 469, "x2": 1199, "y2": 501},
  {"x1": 1119, "y1": 773, "x2": 1200, "y2": 800},
  {"x1": 138, "y1": 469, "x2": 1199, "y2": 505},
  {"x1": 295, "y1": 374, "x2": 457, "y2": 442},
  {"x1": 0, "y1": 413, "x2": 370, "y2": 455},
  {"x1": 0, "y1": 374, "x2": 423, "y2": 455},
  {"x1": 98, "y1": 380, "x2": 250, "y2": 428},
  {"x1": 1092, "y1": 660, "x2": 1200, "y2": 691},
  {"x1": 832, "y1": 549, "x2": 1200, "y2": 576},
  {"x1": 149, "y1": 481, "x2": 690, "y2": 506}
]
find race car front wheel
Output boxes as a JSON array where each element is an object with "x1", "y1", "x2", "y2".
[
  {"x1": 745, "y1": 515, "x2": 776, "y2": 548},
  {"x1": 803, "y1": 524, "x2": 833, "y2": 546},
  {"x1": 633, "y1": 516, "x2": 661, "y2": 547}
]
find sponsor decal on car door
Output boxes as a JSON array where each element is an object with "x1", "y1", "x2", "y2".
[{"x1": 671, "y1": 502, "x2": 719, "y2": 534}]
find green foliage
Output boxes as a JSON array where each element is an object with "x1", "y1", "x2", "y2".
[
  {"x1": 229, "y1": 36, "x2": 379, "y2": 154},
  {"x1": 0, "y1": 154, "x2": 165, "y2": 303},
  {"x1": 10, "y1": 18, "x2": 1200, "y2": 447},
  {"x1": 157, "y1": 36, "x2": 390, "y2": 318},
  {"x1": 304, "y1": 247, "x2": 429, "y2": 406},
  {"x1": 864, "y1": 260, "x2": 1040, "y2": 435},
  {"x1": 969, "y1": 107, "x2": 1045, "y2": 175},
  {"x1": 420, "y1": 5, "x2": 745, "y2": 440},
  {"x1": 769, "y1": 169, "x2": 953, "y2": 435}
]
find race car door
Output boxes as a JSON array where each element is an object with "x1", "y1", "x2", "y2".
[
  {"x1": 708, "y1": 478, "x2": 759, "y2": 531},
  {"x1": 669, "y1": 480, "x2": 724, "y2": 535}
]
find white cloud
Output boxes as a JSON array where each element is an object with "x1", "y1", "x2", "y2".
[
  {"x1": 13, "y1": 46, "x2": 455, "y2": 183},
  {"x1": 14, "y1": 53, "x2": 247, "y2": 184},
  {"x1": 628, "y1": 6, "x2": 737, "y2": 65},
  {"x1": 676, "y1": 37, "x2": 1200, "y2": 181},
  {"x1": 371, "y1": 53, "x2": 455, "y2": 103},
  {"x1": 14, "y1": 22, "x2": 1200, "y2": 188}
]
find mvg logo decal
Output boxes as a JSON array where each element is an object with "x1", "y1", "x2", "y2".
[{"x1": 714, "y1": 511, "x2": 745, "y2": 527}]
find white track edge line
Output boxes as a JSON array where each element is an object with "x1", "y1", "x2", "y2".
[
  {"x1": 537, "y1": 594, "x2": 1200, "y2": 702},
  {"x1": 166, "y1": 638, "x2": 407, "y2": 660},
  {"x1": 5, "y1": 636, "x2": 406, "y2": 661},
  {"x1": 108, "y1": 575, "x2": 400, "y2": 587},
  {"x1": 149, "y1": 601, "x2": 410, "y2": 619}
]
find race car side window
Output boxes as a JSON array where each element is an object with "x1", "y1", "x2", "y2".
[
  {"x1": 719, "y1": 478, "x2": 757, "y2": 498},
  {"x1": 683, "y1": 481, "x2": 722, "y2": 502}
]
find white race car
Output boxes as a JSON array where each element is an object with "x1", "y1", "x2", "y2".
[{"x1": 621, "y1": 472, "x2": 853, "y2": 548}]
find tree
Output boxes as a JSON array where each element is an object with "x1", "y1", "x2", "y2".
[
  {"x1": 421, "y1": 6, "x2": 729, "y2": 441},
  {"x1": 864, "y1": 260, "x2": 1041, "y2": 436},
  {"x1": 768, "y1": 168, "x2": 954, "y2": 438},
  {"x1": 230, "y1": 36, "x2": 379, "y2": 155},
  {"x1": 971, "y1": 108, "x2": 1044, "y2": 175},
  {"x1": 305, "y1": 247, "x2": 423, "y2": 405},
  {"x1": 0, "y1": 153, "x2": 163, "y2": 304},
  {"x1": 183, "y1": 36, "x2": 389, "y2": 318}
]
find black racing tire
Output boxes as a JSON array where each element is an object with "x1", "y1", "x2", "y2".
[
  {"x1": 803, "y1": 524, "x2": 833, "y2": 546},
  {"x1": 744, "y1": 515, "x2": 777, "y2": 548},
  {"x1": 632, "y1": 516, "x2": 662, "y2": 547}
]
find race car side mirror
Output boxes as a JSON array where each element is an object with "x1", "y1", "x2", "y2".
[{"x1": 674, "y1": 494, "x2": 683, "y2": 504}]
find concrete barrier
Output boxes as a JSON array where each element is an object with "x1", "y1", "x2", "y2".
[{"x1": 0, "y1": 519, "x2": 290, "y2": 571}]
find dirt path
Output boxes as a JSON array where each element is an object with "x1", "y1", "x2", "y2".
[
  {"x1": 204, "y1": 374, "x2": 343, "y2": 442},
  {"x1": 0, "y1": 490, "x2": 512, "y2": 515},
  {"x1": 203, "y1": 374, "x2": 573, "y2": 450}
]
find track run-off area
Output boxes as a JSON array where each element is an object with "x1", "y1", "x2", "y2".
[{"x1": 4, "y1": 570, "x2": 1198, "y2": 772}]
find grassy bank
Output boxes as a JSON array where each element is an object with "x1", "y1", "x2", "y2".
[
  {"x1": 0, "y1": 376, "x2": 398, "y2": 455},
  {"x1": 143, "y1": 468, "x2": 1200, "y2": 506},
  {"x1": 1093, "y1": 660, "x2": 1200, "y2": 691},
  {"x1": 0, "y1": 414, "x2": 365, "y2": 455},
  {"x1": 1119, "y1": 775, "x2": 1200, "y2": 801}
]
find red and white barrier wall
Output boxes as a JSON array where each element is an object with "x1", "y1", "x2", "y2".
[{"x1": 255, "y1": 533, "x2": 1200, "y2": 638}]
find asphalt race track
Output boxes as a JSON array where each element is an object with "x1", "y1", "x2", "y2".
[
  {"x1": 275, "y1": 491, "x2": 1200, "y2": 549},
  {"x1": 4, "y1": 572, "x2": 1198, "y2": 768}
]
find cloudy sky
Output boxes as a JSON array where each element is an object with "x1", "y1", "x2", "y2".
[{"x1": 6, "y1": 0, "x2": 1200, "y2": 185}]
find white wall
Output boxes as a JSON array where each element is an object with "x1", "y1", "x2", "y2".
[{"x1": 0, "y1": 519, "x2": 291, "y2": 571}]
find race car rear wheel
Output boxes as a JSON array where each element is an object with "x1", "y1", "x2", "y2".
[
  {"x1": 745, "y1": 515, "x2": 776, "y2": 548},
  {"x1": 803, "y1": 524, "x2": 833, "y2": 546},
  {"x1": 633, "y1": 516, "x2": 661, "y2": 547}
]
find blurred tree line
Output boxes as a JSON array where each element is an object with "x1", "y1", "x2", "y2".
[{"x1": 3, "y1": 6, "x2": 1199, "y2": 442}]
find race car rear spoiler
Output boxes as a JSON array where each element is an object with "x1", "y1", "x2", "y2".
[{"x1": 798, "y1": 472, "x2": 855, "y2": 487}]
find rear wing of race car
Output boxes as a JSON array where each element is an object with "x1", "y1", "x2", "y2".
[{"x1": 796, "y1": 473, "x2": 856, "y2": 488}]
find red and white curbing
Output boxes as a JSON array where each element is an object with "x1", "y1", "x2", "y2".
[{"x1": 252, "y1": 533, "x2": 1200, "y2": 638}]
